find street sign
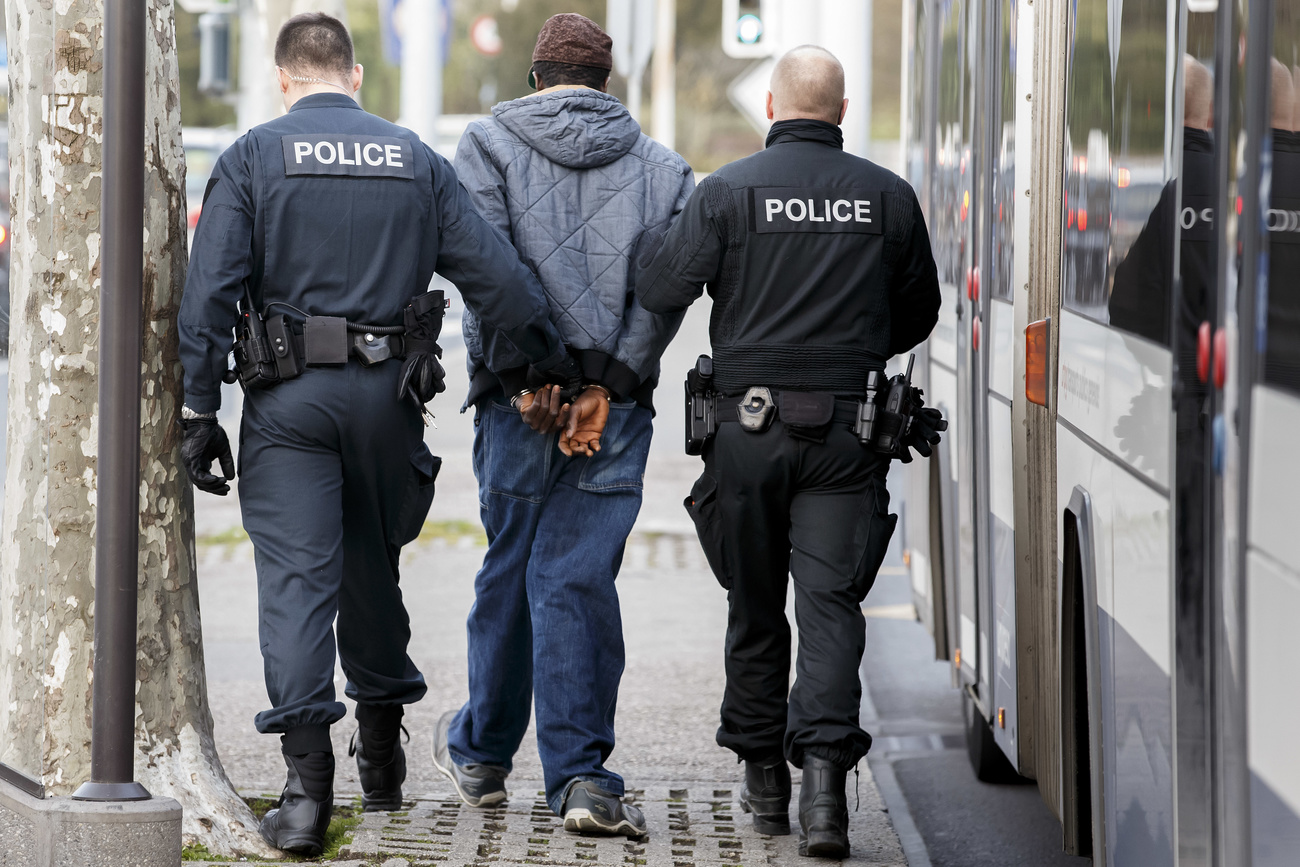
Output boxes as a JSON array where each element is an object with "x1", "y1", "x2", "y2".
[
  {"x1": 727, "y1": 57, "x2": 775, "y2": 135},
  {"x1": 607, "y1": 0, "x2": 655, "y2": 79},
  {"x1": 470, "y1": 15, "x2": 503, "y2": 56}
]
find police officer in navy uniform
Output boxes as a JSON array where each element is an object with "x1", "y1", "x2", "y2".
[
  {"x1": 178, "y1": 14, "x2": 580, "y2": 856},
  {"x1": 635, "y1": 46, "x2": 941, "y2": 859}
]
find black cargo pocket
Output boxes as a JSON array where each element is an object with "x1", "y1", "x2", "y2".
[
  {"x1": 685, "y1": 471, "x2": 733, "y2": 590},
  {"x1": 851, "y1": 474, "x2": 898, "y2": 601},
  {"x1": 391, "y1": 443, "x2": 442, "y2": 547}
]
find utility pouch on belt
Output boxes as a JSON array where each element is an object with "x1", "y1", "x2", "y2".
[
  {"x1": 303, "y1": 316, "x2": 349, "y2": 365},
  {"x1": 685, "y1": 355, "x2": 717, "y2": 455},
  {"x1": 264, "y1": 314, "x2": 303, "y2": 380},
  {"x1": 778, "y1": 391, "x2": 835, "y2": 443},
  {"x1": 403, "y1": 289, "x2": 447, "y2": 353}
]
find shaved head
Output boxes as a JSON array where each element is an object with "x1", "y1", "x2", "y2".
[
  {"x1": 769, "y1": 45, "x2": 847, "y2": 125},
  {"x1": 1183, "y1": 55, "x2": 1213, "y2": 130}
]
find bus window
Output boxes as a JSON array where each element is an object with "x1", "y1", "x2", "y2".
[{"x1": 1060, "y1": 0, "x2": 1111, "y2": 321}]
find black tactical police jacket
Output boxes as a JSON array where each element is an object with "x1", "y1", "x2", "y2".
[
  {"x1": 179, "y1": 92, "x2": 566, "y2": 413},
  {"x1": 635, "y1": 119, "x2": 941, "y2": 397}
]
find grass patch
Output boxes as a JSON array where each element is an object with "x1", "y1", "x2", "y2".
[
  {"x1": 196, "y1": 526, "x2": 250, "y2": 550},
  {"x1": 415, "y1": 519, "x2": 487, "y2": 546},
  {"x1": 179, "y1": 799, "x2": 362, "y2": 863},
  {"x1": 180, "y1": 841, "x2": 233, "y2": 862}
]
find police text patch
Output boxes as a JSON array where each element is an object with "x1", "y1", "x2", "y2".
[
  {"x1": 752, "y1": 187, "x2": 883, "y2": 234},
  {"x1": 281, "y1": 134, "x2": 415, "y2": 179}
]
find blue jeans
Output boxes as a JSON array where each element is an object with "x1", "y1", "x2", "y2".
[{"x1": 448, "y1": 398, "x2": 652, "y2": 814}]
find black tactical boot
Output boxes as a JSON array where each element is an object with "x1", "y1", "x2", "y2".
[
  {"x1": 797, "y1": 755, "x2": 849, "y2": 859},
  {"x1": 350, "y1": 704, "x2": 407, "y2": 812},
  {"x1": 739, "y1": 754, "x2": 792, "y2": 835},
  {"x1": 259, "y1": 752, "x2": 334, "y2": 856}
]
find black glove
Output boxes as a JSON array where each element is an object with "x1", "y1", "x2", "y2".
[
  {"x1": 179, "y1": 417, "x2": 236, "y2": 496},
  {"x1": 398, "y1": 292, "x2": 448, "y2": 409},
  {"x1": 900, "y1": 393, "x2": 947, "y2": 462},
  {"x1": 397, "y1": 352, "x2": 446, "y2": 408}
]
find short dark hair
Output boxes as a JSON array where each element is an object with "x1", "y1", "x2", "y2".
[
  {"x1": 531, "y1": 60, "x2": 609, "y2": 91},
  {"x1": 275, "y1": 12, "x2": 354, "y2": 79}
]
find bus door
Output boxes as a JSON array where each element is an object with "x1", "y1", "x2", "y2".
[
  {"x1": 926, "y1": 0, "x2": 969, "y2": 677},
  {"x1": 950, "y1": 0, "x2": 983, "y2": 700},
  {"x1": 978, "y1": 0, "x2": 1023, "y2": 764}
]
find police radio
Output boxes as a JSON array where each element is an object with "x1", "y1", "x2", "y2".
[
  {"x1": 855, "y1": 354, "x2": 919, "y2": 457},
  {"x1": 231, "y1": 287, "x2": 282, "y2": 389},
  {"x1": 873, "y1": 354, "x2": 917, "y2": 456}
]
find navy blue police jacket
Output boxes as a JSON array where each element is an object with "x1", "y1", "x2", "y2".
[
  {"x1": 634, "y1": 119, "x2": 940, "y2": 397},
  {"x1": 180, "y1": 92, "x2": 566, "y2": 413}
]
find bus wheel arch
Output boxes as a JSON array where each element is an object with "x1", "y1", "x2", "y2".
[{"x1": 1060, "y1": 487, "x2": 1107, "y2": 863}]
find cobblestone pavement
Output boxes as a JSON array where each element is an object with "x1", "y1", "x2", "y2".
[{"x1": 189, "y1": 776, "x2": 902, "y2": 866}]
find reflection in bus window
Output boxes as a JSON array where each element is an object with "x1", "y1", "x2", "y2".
[
  {"x1": 1267, "y1": 56, "x2": 1300, "y2": 394},
  {"x1": 1110, "y1": 56, "x2": 1216, "y2": 352},
  {"x1": 990, "y1": 0, "x2": 1015, "y2": 302}
]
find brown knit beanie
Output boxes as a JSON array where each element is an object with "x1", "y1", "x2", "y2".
[{"x1": 528, "y1": 13, "x2": 613, "y2": 87}]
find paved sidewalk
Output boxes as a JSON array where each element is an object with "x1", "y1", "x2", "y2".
[
  {"x1": 188, "y1": 301, "x2": 907, "y2": 864},
  {"x1": 189, "y1": 775, "x2": 901, "y2": 866}
]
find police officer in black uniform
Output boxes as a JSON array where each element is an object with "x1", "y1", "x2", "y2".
[
  {"x1": 178, "y1": 14, "x2": 578, "y2": 856},
  {"x1": 635, "y1": 46, "x2": 942, "y2": 859}
]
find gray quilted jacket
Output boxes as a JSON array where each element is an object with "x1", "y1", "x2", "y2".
[{"x1": 454, "y1": 87, "x2": 694, "y2": 408}]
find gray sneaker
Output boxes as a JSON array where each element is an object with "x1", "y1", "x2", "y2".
[
  {"x1": 561, "y1": 781, "x2": 647, "y2": 837},
  {"x1": 431, "y1": 710, "x2": 508, "y2": 808}
]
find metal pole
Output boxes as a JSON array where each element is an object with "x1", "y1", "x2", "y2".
[
  {"x1": 72, "y1": 0, "x2": 150, "y2": 803},
  {"x1": 651, "y1": 0, "x2": 675, "y2": 148},
  {"x1": 400, "y1": 0, "x2": 440, "y2": 144}
]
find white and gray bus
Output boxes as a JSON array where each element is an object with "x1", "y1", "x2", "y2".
[{"x1": 900, "y1": 0, "x2": 1300, "y2": 863}]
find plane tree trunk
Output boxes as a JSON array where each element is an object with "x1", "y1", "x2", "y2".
[{"x1": 0, "y1": 0, "x2": 275, "y2": 857}]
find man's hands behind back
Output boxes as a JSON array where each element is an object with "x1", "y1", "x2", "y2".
[{"x1": 517, "y1": 384, "x2": 610, "y2": 458}]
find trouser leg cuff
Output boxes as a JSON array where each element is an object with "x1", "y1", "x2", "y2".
[
  {"x1": 355, "y1": 702, "x2": 404, "y2": 731},
  {"x1": 802, "y1": 744, "x2": 860, "y2": 770},
  {"x1": 281, "y1": 724, "x2": 333, "y2": 756}
]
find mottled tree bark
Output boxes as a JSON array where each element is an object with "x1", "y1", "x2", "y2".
[{"x1": 0, "y1": 0, "x2": 273, "y2": 857}]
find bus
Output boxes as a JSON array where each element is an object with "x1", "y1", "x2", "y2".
[{"x1": 899, "y1": 0, "x2": 1300, "y2": 863}]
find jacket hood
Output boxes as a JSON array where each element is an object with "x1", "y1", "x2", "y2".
[{"x1": 492, "y1": 89, "x2": 641, "y2": 169}]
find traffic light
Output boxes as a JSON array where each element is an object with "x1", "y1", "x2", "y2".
[
  {"x1": 722, "y1": 0, "x2": 777, "y2": 59},
  {"x1": 198, "y1": 11, "x2": 233, "y2": 97}
]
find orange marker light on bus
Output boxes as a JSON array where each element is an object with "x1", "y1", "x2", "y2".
[
  {"x1": 1117, "y1": 167, "x2": 1131, "y2": 188},
  {"x1": 1025, "y1": 318, "x2": 1050, "y2": 406}
]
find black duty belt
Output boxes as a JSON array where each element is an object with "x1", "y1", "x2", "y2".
[
  {"x1": 717, "y1": 392, "x2": 861, "y2": 427},
  {"x1": 287, "y1": 330, "x2": 406, "y2": 366}
]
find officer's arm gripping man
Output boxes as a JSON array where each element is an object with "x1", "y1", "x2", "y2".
[
  {"x1": 179, "y1": 144, "x2": 256, "y2": 414},
  {"x1": 885, "y1": 183, "x2": 942, "y2": 355},
  {"x1": 633, "y1": 174, "x2": 728, "y2": 315},
  {"x1": 428, "y1": 146, "x2": 568, "y2": 372}
]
